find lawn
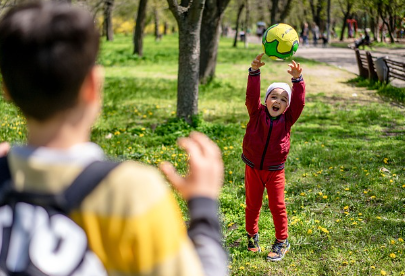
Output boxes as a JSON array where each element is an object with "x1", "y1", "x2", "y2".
[{"x1": 1, "y1": 34, "x2": 404, "y2": 275}]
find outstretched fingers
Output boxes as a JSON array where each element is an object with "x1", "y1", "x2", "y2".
[
  {"x1": 159, "y1": 161, "x2": 187, "y2": 194},
  {"x1": 251, "y1": 53, "x2": 266, "y2": 70}
]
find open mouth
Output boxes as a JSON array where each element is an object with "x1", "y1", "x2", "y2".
[{"x1": 272, "y1": 106, "x2": 280, "y2": 112}]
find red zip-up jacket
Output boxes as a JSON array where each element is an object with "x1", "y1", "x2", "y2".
[{"x1": 241, "y1": 69, "x2": 306, "y2": 170}]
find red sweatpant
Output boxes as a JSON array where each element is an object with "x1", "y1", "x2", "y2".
[{"x1": 245, "y1": 165, "x2": 288, "y2": 240}]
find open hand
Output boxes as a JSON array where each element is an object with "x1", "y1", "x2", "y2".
[
  {"x1": 287, "y1": 60, "x2": 302, "y2": 78},
  {"x1": 251, "y1": 53, "x2": 265, "y2": 71},
  {"x1": 159, "y1": 132, "x2": 224, "y2": 200}
]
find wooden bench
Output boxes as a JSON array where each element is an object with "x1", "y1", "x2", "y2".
[
  {"x1": 354, "y1": 49, "x2": 378, "y2": 80},
  {"x1": 384, "y1": 58, "x2": 405, "y2": 82}
]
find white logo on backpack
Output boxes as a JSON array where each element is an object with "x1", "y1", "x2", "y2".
[{"x1": 0, "y1": 203, "x2": 106, "y2": 276}]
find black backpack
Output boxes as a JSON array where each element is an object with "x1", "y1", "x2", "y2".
[{"x1": 0, "y1": 156, "x2": 119, "y2": 276}]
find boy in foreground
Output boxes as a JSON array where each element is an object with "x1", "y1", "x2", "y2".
[{"x1": 0, "y1": 2, "x2": 227, "y2": 275}]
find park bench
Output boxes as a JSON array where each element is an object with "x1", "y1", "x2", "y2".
[
  {"x1": 383, "y1": 58, "x2": 405, "y2": 82},
  {"x1": 354, "y1": 49, "x2": 378, "y2": 80}
]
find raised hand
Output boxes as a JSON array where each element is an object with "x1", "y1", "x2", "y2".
[
  {"x1": 159, "y1": 132, "x2": 224, "y2": 200},
  {"x1": 251, "y1": 53, "x2": 265, "y2": 71},
  {"x1": 287, "y1": 60, "x2": 302, "y2": 79}
]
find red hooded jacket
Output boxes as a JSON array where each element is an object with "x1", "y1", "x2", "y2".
[{"x1": 241, "y1": 69, "x2": 305, "y2": 170}]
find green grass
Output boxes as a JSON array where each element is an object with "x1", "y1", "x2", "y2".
[
  {"x1": 1, "y1": 34, "x2": 405, "y2": 275},
  {"x1": 349, "y1": 76, "x2": 405, "y2": 104}
]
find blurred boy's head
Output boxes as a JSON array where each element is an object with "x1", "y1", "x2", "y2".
[{"x1": 0, "y1": 1, "x2": 100, "y2": 121}]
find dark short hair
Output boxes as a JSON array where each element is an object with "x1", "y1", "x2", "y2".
[{"x1": 0, "y1": 1, "x2": 100, "y2": 121}]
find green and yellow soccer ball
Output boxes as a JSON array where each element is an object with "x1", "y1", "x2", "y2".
[{"x1": 262, "y1": 23, "x2": 299, "y2": 60}]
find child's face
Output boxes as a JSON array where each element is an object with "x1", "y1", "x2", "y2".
[{"x1": 266, "y1": 88, "x2": 289, "y2": 117}]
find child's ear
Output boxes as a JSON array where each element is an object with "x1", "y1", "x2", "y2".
[{"x1": 80, "y1": 65, "x2": 104, "y2": 103}]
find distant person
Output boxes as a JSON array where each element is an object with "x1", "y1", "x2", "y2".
[
  {"x1": 321, "y1": 32, "x2": 328, "y2": 47},
  {"x1": 0, "y1": 2, "x2": 227, "y2": 275},
  {"x1": 312, "y1": 23, "x2": 320, "y2": 46},
  {"x1": 242, "y1": 53, "x2": 305, "y2": 261},
  {"x1": 354, "y1": 29, "x2": 371, "y2": 49},
  {"x1": 300, "y1": 22, "x2": 309, "y2": 46}
]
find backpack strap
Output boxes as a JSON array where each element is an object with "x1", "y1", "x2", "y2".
[
  {"x1": 1, "y1": 160, "x2": 120, "y2": 214},
  {"x1": 61, "y1": 160, "x2": 120, "y2": 213}
]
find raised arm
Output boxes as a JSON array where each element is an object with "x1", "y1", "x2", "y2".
[
  {"x1": 246, "y1": 53, "x2": 265, "y2": 116},
  {"x1": 285, "y1": 60, "x2": 305, "y2": 127},
  {"x1": 160, "y1": 132, "x2": 227, "y2": 276}
]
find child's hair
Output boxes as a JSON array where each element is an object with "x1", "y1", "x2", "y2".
[{"x1": 0, "y1": 1, "x2": 100, "y2": 121}]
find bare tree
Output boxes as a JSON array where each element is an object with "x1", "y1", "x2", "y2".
[
  {"x1": 233, "y1": 1, "x2": 245, "y2": 47},
  {"x1": 133, "y1": 0, "x2": 148, "y2": 56},
  {"x1": 377, "y1": 0, "x2": 404, "y2": 43},
  {"x1": 199, "y1": 0, "x2": 231, "y2": 83},
  {"x1": 103, "y1": 0, "x2": 114, "y2": 41},
  {"x1": 167, "y1": 0, "x2": 206, "y2": 123},
  {"x1": 268, "y1": 0, "x2": 294, "y2": 26},
  {"x1": 309, "y1": 0, "x2": 326, "y2": 28},
  {"x1": 338, "y1": 0, "x2": 355, "y2": 41},
  {"x1": 153, "y1": 6, "x2": 160, "y2": 41}
]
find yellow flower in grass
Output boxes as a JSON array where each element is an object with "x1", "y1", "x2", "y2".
[
  {"x1": 265, "y1": 195, "x2": 268, "y2": 199},
  {"x1": 376, "y1": 216, "x2": 381, "y2": 220},
  {"x1": 390, "y1": 253, "x2": 396, "y2": 258},
  {"x1": 139, "y1": 134, "x2": 144, "y2": 137},
  {"x1": 344, "y1": 188, "x2": 350, "y2": 191},
  {"x1": 342, "y1": 261, "x2": 348, "y2": 266},
  {"x1": 398, "y1": 238, "x2": 404, "y2": 242},
  {"x1": 229, "y1": 171, "x2": 233, "y2": 174},
  {"x1": 371, "y1": 266, "x2": 375, "y2": 269},
  {"x1": 307, "y1": 229, "x2": 313, "y2": 234},
  {"x1": 300, "y1": 192, "x2": 306, "y2": 196},
  {"x1": 239, "y1": 266, "x2": 244, "y2": 270},
  {"x1": 390, "y1": 240, "x2": 395, "y2": 245},
  {"x1": 344, "y1": 206, "x2": 349, "y2": 210},
  {"x1": 370, "y1": 196, "x2": 376, "y2": 199},
  {"x1": 323, "y1": 195, "x2": 328, "y2": 199},
  {"x1": 240, "y1": 203, "x2": 246, "y2": 208},
  {"x1": 381, "y1": 270, "x2": 387, "y2": 275}
]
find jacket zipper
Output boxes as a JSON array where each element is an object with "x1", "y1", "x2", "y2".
[{"x1": 260, "y1": 118, "x2": 273, "y2": 170}]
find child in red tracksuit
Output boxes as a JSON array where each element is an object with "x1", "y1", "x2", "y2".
[{"x1": 242, "y1": 53, "x2": 305, "y2": 261}]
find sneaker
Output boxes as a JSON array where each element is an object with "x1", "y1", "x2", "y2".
[
  {"x1": 267, "y1": 239, "x2": 290, "y2": 261},
  {"x1": 247, "y1": 233, "x2": 261, "y2": 252}
]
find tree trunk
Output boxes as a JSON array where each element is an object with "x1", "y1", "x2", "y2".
[
  {"x1": 270, "y1": 0, "x2": 278, "y2": 26},
  {"x1": 133, "y1": 0, "x2": 148, "y2": 56},
  {"x1": 103, "y1": 0, "x2": 114, "y2": 41},
  {"x1": 244, "y1": 0, "x2": 249, "y2": 48},
  {"x1": 168, "y1": 0, "x2": 206, "y2": 123},
  {"x1": 154, "y1": 7, "x2": 160, "y2": 41},
  {"x1": 339, "y1": 1, "x2": 352, "y2": 41},
  {"x1": 279, "y1": 0, "x2": 293, "y2": 23},
  {"x1": 199, "y1": 0, "x2": 232, "y2": 83},
  {"x1": 233, "y1": 3, "x2": 245, "y2": 47},
  {"x1": 326, "y1": 0, "x2": 331, "y2": 43},
  {"x1": 340, "y1": 12, "x2": 349, "y2": 41},
  {"x1": 164, "y1": 22, "x2": 168, "y2": 35}
]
